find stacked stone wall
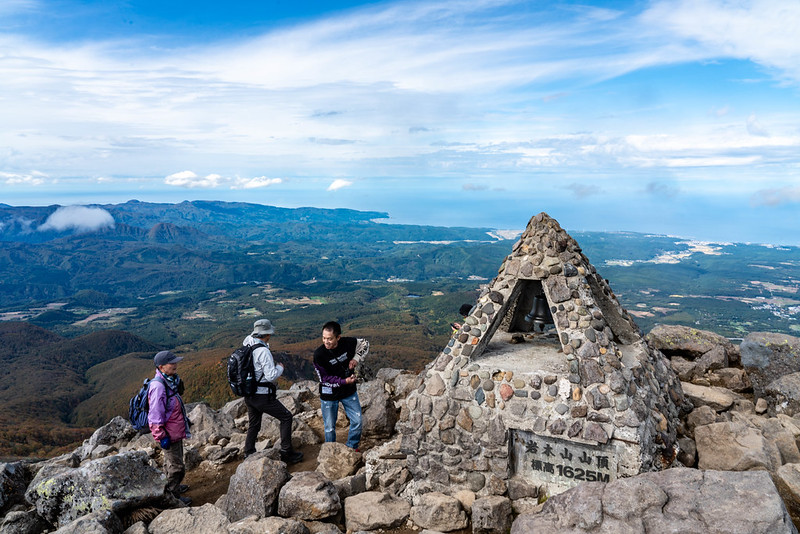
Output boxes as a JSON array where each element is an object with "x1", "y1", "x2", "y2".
[{"x1": 398, "y1": 213, "x2": 688, "y2": 497}]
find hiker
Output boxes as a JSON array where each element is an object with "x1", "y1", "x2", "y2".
[
  {"x1": 148, "y1": 350, "x2": 192, "y2": 505},
  {"x1": 451, "y1": 303, "x2": 473, "y2": 332},
  {"x1": 313, "y1": 321, "x2": 369, "y2": 450},
  {"x1": 242, "y1": 318, "x2": 303, "y2": 464}
]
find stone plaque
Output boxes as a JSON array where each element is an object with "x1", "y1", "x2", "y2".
[{"x1": 510, "y1": 429, "x2": 616, "y2": 490}]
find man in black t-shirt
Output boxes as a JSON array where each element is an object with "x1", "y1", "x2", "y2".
[{"x1": 312, "y1": 321, "x2": 369, "y2": 450}]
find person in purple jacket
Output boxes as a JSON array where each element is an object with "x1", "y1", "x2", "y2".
[
  {"x1": 313, "y1": 321, "x2": 369, "y2": 450},
  {"x1": 148, "y1": 350, "x2": 192, "y2": 505}
]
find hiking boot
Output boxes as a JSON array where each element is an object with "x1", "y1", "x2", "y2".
[
  {"x1": 176, "y1": 484, "x2": 189, "y2": 494},
  {"x1": 280, "y1": 450, "x2": 304, "y2": 464}
]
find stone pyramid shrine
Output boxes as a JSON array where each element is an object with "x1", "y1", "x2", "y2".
[{"x1": 398, "y1": 212, "x2": 688, "y2": 497}]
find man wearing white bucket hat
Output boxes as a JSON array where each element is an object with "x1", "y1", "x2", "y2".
[{"x1": 241, "y1": 318, "x2": 303, "y2": 464}]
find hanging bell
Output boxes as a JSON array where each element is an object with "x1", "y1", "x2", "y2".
[{"x1": 525, "y1": 294, "x2": 554, "y2": 332}]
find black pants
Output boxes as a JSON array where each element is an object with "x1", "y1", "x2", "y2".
[{"x1": 244, "y1": 394, "x2": 294, "y2": 455}]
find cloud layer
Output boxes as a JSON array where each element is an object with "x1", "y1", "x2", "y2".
[{"x1": 38, "y1": 206, "x2": 115, "y2": 233}]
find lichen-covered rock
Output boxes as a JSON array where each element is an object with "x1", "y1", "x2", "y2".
[
  {"x1": 766, "y1": 372, "x2": 800, "y2": 416},
  {"x1": 76, "y1": 416, "x2": 138, "y2": 462},
  {"x1": 149, "y1": 503, "x2": 231, "y2": 534},
  {"x1": 277, "y1": 471, "x2": 340, "y2": 520},
  {"x1": 24, "y1": 451, "x2": 165, "y2": 528},
  {"x1": 344, "y1": 491, "x2": 410, "y2": 532},
  {"x1": 510, "y1": 469, "x2": 797, "y2": 534},
  {"x1": 224, "y1": 455, "x2": 289, "y2": 522}
]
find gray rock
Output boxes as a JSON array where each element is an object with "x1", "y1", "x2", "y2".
[
  {"x1": 0, "y1": 509, "x2": 51, "y2": 534},
  {"x1": 52, "y1": 510, "x2": 123, "y2": 534},
  {"x1": 123, "y1": 522, "x2": 149, "y2": 534},
  {"x1": 344, "y1": 491, "x2": 410, "y2": 532},
  {"x1": 316, "y1": 442, "x2": 362, "y2": 480},
  {"x1": 766, "y1": 372, "x2": 800, "y2": 416},
  {"x1": 681, "y1": 382, "x2": 738, "y2": 412},
  {"x1": 76, "y1": 416, "x2": 138, "y2": 462},
  {"x1": 707, "y1": 367, "x2": 752, "y2": 392},
  {"x1": 510, "y1": 469, "x2": 797, "y2": 534},
  {"x1": 304, "y1": 520, "x2": 343, "y2": 534},
  {"x1": 224, "y1": 455, "x2": 289, "y2": 521},
  {"x1": 695, "y1": 422, "x2": 780, "y2": 473},
  {"x1": 149, "y1": 503, "x2": 231, "y2": 534},
  {"x1": 776, "y1": 463, "x2": 800, "y2": 528},
  {"x1": 278, "y1": 471, "x2": 341, "y2": 521},
  {"x1": 187, "y1": 402, "x2": 236, "y2": 444},
  {"x1": 359, "y1": 380, "x2": 399, "y2": 439},
  {"x1": 332, "y1": 472, "x2": 367, "y2": 502},
  {"x1": 229, "y1": 516, "x2": 311, "y2": 534},
  {"x1": 25, "y1": 451, "x2": 165, "y2": 528},
  {"x1": 741, "y1": 332, "x2": 800, "y2": 398},
  {"x1": 471, "y1": 495, "x2": 512, "y2": 534},
  {"x1": 647, "y1": 325, "x2": 736, "y2": 361},
  {"x1": 409, "y1": 492, "x2": 468, "y2": 532},
  {"x1": 0, "y1": 462, "x2": 31, "y2": 515}
]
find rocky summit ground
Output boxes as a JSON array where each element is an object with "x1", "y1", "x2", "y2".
[{"x1": 3, "y1": 326, "x2": 800, "y2": 533}]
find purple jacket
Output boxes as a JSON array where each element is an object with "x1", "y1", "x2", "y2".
[{"x1": 147, "y1": 371, "x2": 188, "y2": 441}]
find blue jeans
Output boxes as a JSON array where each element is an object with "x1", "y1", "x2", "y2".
[{"x1": 321, "y1": 391, "x2": 362, "y2": 449}]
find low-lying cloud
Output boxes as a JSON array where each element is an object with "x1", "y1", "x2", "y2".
[
  {"x1": 328, "y1": 179, "x2": 353, "y2": 191},
  {"x1": 38, "y1": 206, "x2": 115, "y2": 233}
]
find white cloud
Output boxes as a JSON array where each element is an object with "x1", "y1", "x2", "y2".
[
  {"x1": 165, "y1": 171, "x2": 222, "y2": 188},
  {"x1": 232, "y1": 177, "x2": 283, "y2": 189},
  {"x1": 644, "y1": 0, "x2": 800, "y2": 85},
  {"x1": 0, "y1": 171, "x2": 47, "y2": 185},
  {"x1": 746, "y1": 114, "x2": 769, "y2": 137},
  {"x1": 327, "y1": 179, "x2": 353, "y2": 191},
  {"x1": 38, "y1": 206, "x2": 115, "y2": 233}
]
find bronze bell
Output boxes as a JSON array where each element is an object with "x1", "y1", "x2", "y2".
[{"x1": 525, "y1": 294, "x2": 554, "y2": 332}]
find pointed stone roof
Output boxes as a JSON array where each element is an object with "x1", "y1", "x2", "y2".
[{"x1": 400, "y1": 213, "x2": 688, "y2": 497}]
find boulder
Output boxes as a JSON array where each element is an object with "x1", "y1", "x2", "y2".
[
  {"x1": 472, "y1": 496, "x2": 512, "y2": 534},
  {"x1": 76, "y1": 416, "x2": 138, "y2": 461},
  {"x1": 358, "y1": 380, "x2": 399, "y2": 439},
  {"x1": 775, "y1": 463, "x2": 800, "y2": 528},
  {"x1": 364, "y1": 437, "x2": 410, "y2": 495},
  {"x1": 707, "y1": 367, "x2": 752, "y2": 393},
  {"x1": 681, "y1": 382, "x2": 738, "y2": 412},
  {"x1": 229, "y1": 516, "x2": 311, "y2": 534},
  {"x1": 278, "y1": 471, "x2": 341, "y2": 520},
  {"x1": 766, "y1": 372, "x2": 800, "y2": 416},
  {"x1": 331, "y1": 472, "x2": 367, "y2": 503},
  {"x1": 510, "y1": 469, "x2": 796, "y2": 533},
  {"x1": 149, "y1": 503, "x2": 231, "y2": 534},
  {"x1": 409, "y1": 492, "x2": 468, "y2": 532},
  {"x1": 25, "y1": 451, "x2": 165, "y2": 528},
  {"x1": 344, "y1": 491, "x2": 410, "y2": 532},
  {"x1": 224, "y1": 455, "x2": 290, "y2": 522},
  {"x1": 0, "y1": 509, "x2": 51, "y2": 534},
  {"x1": 0, "y1": 461, "x2": 31, "y2": 514},
  {"x1": 304, "y1": 521, "x2": 343, "y2": 534},
  {"x1": 647, "y1": 325, "x2": 736, "y2": 362},
  {"x1": 187, "y1": 402, "x2": 236, "y2": 444},
  {"x1": 316, "y1": 442, "x2": 362, "y2": 480},
  {"x1": 694, "y1": 422, "x2": 780, "y2": 473},
  {"x1": 740, "y1": 332, "x2": 800, "y2": 398},
  {"x1": 52, "y1": 510, "x2": 123, "y2": 534}
]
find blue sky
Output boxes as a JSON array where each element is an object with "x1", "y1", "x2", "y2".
[{"x1": 1, "y1": 0, "x2": 799, "y2": 244}]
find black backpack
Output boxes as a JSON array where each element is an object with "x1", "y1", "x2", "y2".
[
  {"x1": 227, "y1": 344, "x2": 275, "y2": 397},
  {"x1": 129, "y1": 376, "x2": 169, "y2": 433}
]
